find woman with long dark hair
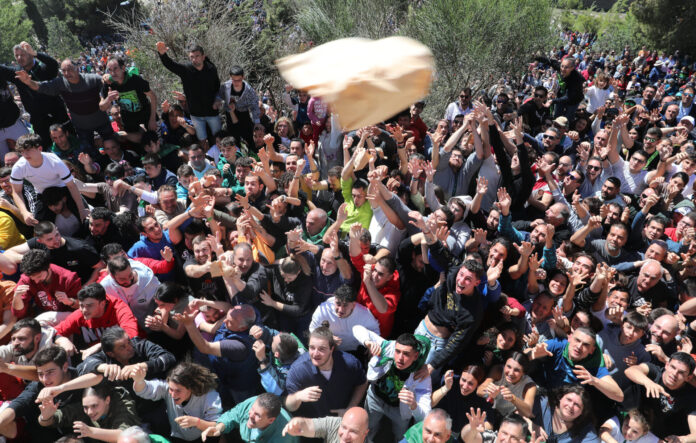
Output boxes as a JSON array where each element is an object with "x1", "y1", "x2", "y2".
[{"x1": 478, "y1": 352, "x2": 537, "y2": 420}]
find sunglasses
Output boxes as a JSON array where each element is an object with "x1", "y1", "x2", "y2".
[
  {"x1": 105, "y1": 176, "x2": 119, "y2": 181},
  {"x1": 684, "y1": 93, "x2": 694, "y2": 98},
  {"x1": 542, "y1": 134, "x2": 556, "y2": 139},
  {"x1": 587, "y1": 165, "x2": 602, "y2": 171},
  {"x1": 460, "y1": 94, "x2": 471, "y2": 99},
  {"x1": 534, "y1": 94, "x2": 546, "y2": 98},
  {"x1": 644, "y1": 137, "x2": 657, "y2": 143},
  {"x1": 567, "y1": 175, "x2": 581, "y2": 182}
]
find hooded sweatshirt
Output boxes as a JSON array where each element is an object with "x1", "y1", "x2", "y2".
[
  {"x1": 351, "y1": 254, "x2": 401, "y2": 337},
  {"x1": 100, "y1": 260, "x2": 159, "y2": 330}
]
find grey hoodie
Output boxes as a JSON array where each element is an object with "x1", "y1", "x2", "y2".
[{"x1": 100, "y1": 259, "x2": 159, "y2": 330}]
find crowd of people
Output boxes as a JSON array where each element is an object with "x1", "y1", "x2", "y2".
[{"x1": 0, "y1": 28, "x2": 696, "y2": 443}]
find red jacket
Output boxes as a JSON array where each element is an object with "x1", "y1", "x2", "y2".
[
  {"x1": 351, "y1": 254, "x2": 401, "y2": 337},
  {"x1": 12, "y1": 264, "x2": 81, "y2": 319},
  {"x1": 55, "y1": 294, "x2": 142, "y2": 347}
]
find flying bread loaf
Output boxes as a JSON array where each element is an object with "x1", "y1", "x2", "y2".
[{"x1": 276, "y1": 36, "x2": 434, "y2": 130}]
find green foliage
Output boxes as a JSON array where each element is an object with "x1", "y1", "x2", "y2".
[
  {"x1": 0, "y1": 2, "x2": 34, "y2": 63},
  {"x1": 593, "y1": 10, "x2": 639, "y2": 52},
  {"x1": 104, "y1": 0, "x2": 280, "y2": 108},
  {"x1": 293, "y1": 0, "x2": 409, "y2": 44},
  {"x1": 630, "y1": 0, "x2": 696, "y2": 54},
  {"x1": 23, "y1": 0, "x2": 48, "y2": 44},
  {"x1": 45, "y1": 17, "x2": 84, "y2": 60},
  {"x1": 402, "y1": 0, "x2": 556, "y2": 124},
  {"x1": 35, "y1": 0, "x2": 128, "y2": 36}
]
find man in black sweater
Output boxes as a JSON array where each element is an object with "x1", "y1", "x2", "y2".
[
  {"x1": 0, "y1": 41, "x2": 69, "y2": 145},
  {"x1": 536, "y1": 55, "x2": 585, "y2": 120},
  {"x1": 156, "y1": 42, "x2": 221, "y2": 148}
]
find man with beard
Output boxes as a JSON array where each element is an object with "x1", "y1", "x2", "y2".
[
  {"x1": 284, "y1": 327, "x2": 367, "y2": 418},
  {"x1": 444, "y1": 87, "x2": 474, "y2": 125},
  {"x1": 571, "y1": 216, "x2": 640, "y2": 266},
  {"x1": 0, "y1": 319, "x2": 57, "y2": 396},
  {"x1": 12, "y1": 249, "x2": 82, "y2": 325},
  {"x1": 153, "y1": 185, "x2": 186, "y2": 229},
  {"x1": 644, "y1": 313, "x2": 680, "y2": 366}
]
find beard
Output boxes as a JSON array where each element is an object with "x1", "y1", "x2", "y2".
[{"x1": 14, "y1": 340, "x2": 35, "y2": 357}]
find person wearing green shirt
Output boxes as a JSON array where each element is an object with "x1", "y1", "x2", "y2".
[
  {"x1": 201, "y1": 393, "x2": 298, "y2": 443},
  {"x1": 400, "y1": 409, "x2": 456, "y2": 443},
  {"x1": 339, "y1": 177, "x2": 372, "y2": 235}
]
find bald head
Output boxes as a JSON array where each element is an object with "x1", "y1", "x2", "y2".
[
  {"x1": 637, "y1": 259, "x2": 663, "y2": 293},
  {"x1": 226, "y1": 304, "x2": 256, "y2": 331},
  {"x1": 339, "y1": 407, "x2": 369, "y2": 443},
  {"x1": 306, "y1": 208, "x2": 328, "y2": 236},
  {"x1": 650, "y1": 314, "x2": 678, "y2": 345}
]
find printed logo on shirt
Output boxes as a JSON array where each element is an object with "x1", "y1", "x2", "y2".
[
  {"x1": 67, "y1": 260, "x2": 79, "y2": 267},
  {"x1": 81, "y1": 326, "x2": 106, "y2": 345}
]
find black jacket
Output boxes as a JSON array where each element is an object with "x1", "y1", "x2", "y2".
[
  {"x1": 159, "y1": 52, "x2": 220, "y2": 117},
  {"x1": 0, "y1": 52, "x2": 68, "y2": 119}
]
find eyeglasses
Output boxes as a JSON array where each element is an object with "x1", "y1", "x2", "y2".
[
  {"x1": 644, "y1": 137, "x2": 657, "y2": 143},
  {"x1": 459, "y1": 94, "x2": 470, "y2": 99},
  {"x1": 587, "y1": 165, "x2": 602, "y2": 171}
]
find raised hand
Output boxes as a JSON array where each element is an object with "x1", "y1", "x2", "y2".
[
  {"x1": 465, "y1": 407, "x2": 487, "y2": 432},
  {"x1": 495, "y1": 187, "x2": 512, "y2": 215},
  {"x1": 156, "y1": 41, "x2": 169, "y2": 55},
  {"x1": 476, "y1": 176, "x2": 488, "y2": 196}
]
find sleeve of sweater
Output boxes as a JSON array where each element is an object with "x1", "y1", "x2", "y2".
[
  {"x1": 158, "y1": 52, "x2": 187, "y2": 77},
  {"x1": 136, "y1": 338, "x2": 176, "y2": 376},
  {"x1": 135, "y1": 379, "x2": 168, "y2": 401},
  {"x1": 35, "y1": 52, "x2": 60, "y2": 77},
  {"x1": 113, "y1": 298, "x2": 143, "y2": 338}
]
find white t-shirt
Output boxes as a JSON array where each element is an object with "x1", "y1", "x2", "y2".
[
  {"x1": 10, "y1": 152, "x2": 73, "y2": 193},
  {"x1": 309, "y1": 297, "x2": 380, "y2": 352}
]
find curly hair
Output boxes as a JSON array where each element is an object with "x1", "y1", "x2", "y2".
[{"x1": 167, "y1": 362, "x2": 218, "y2": 397}]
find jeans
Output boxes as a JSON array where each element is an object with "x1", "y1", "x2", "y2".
[
  {"x1": 553, "y1": 102, "x2": 580, "y2": 121},
  {"x1": 365, "y1": 386, "x2": 411, "y2": 442},
  {"x1": 190, "y1": 114, "x2": 222, "y2": 141},
  {"x1": 76, "y1": 121, "x2": 114, "y2": 154},
  {"x1": 414, "y1": 319, "x2": 447, "y2": 365}
]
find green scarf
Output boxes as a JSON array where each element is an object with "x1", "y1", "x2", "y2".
[
  {"x1": 373, "y1": 335, "x2": 431, "y2": 406},
  {"x1": 302, "y1": 223, "x2": 329, "y2": 245},
  {"x1": 562, "y1": 340, "x2": 605, "y2": 370}
]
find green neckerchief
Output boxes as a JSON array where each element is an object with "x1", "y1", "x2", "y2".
[
  {"x1": 50, "y1": 136, "x2": 80, "y2": 158},
  {"x1": 373, "y1": 335, "x2": 431, "y2": 406},
  {"x1": 403, "y1": 421, "x2": 455, "y2": 443},
  {"x1": 562, "y1": 340, "x2": 605, "y2": 370},
  {"x1": 643, "y1": 149, "x2": 660, "y2": 171},
  {"x1": 272, "y1": 332, "x2": 306, "y2": 368},
  {"x1": 302, "y1": 224, "x2": 329, "y2": 245}
]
